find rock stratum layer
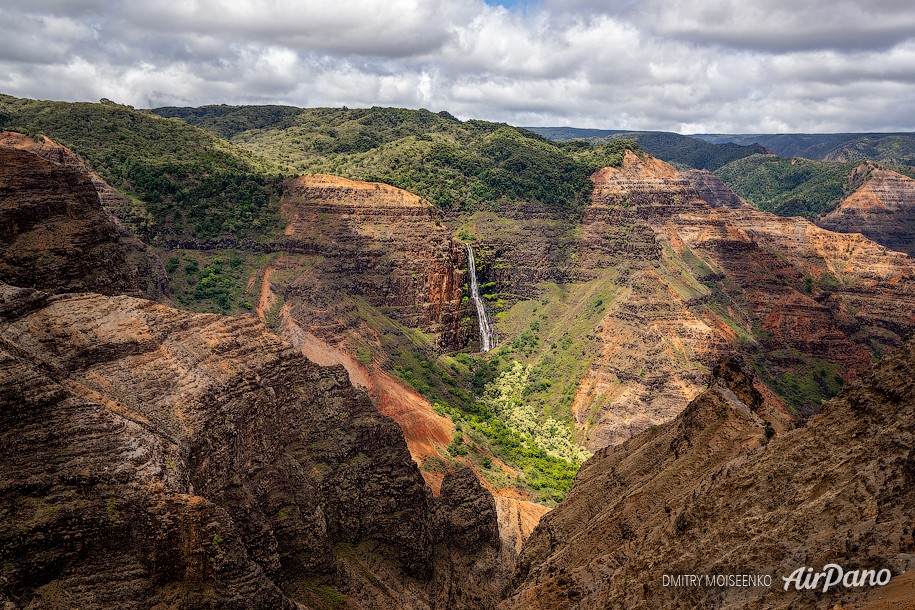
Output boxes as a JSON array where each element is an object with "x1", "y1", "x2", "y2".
[
  {"x1": 503, "y1": 344, "x2": 915, "y2": 609},
  {"x1": 0, "y1": 283, "x2": 509, "y2": 609},
  {"x1": 0, "y1": 132, "x2": 166, "y2": 299},
  {"x1": 280, "y1": 174, "x2": 469, "y2": 352},
  {"x1": 568, "y1": 150, "x2": 915, "y2": 448},
  {"x1": 818, "y1": 165, "x2": 915, "y2": 257},
  {"x1": 0, "y1": 143, "x2": 523, "y2": 608}
]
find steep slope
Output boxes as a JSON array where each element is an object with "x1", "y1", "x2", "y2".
[
  {"x1": 568, "y1": 151, "x2": 915, "y2": 448},
  {"x1": 818, "y1": 166, "x2": 915, "y2": 256},
  {"x1": 0, "y1": 283, "x2": 515, "y2": 609},
  {"x1": 0, "y1": 94, "x2": 282, "y2": 240},
  {"x1": 681, "y1": 169, "x2": 748, "y2": 209},
  {"x1": 0, "y1": 132, "x2": 166, "y2": 299},
  {"x1": 0, "y1": 145, "x2": 146, "y2": 297},
  {"x1": 713, "y1": 153, "x2": 857, "y2": 219},
  {"x1": 279, "y1": 174, "x2": 467, "y2": 349},
  {"x1": 503, "y1": 336, "x2": 915, "y2": 609}
]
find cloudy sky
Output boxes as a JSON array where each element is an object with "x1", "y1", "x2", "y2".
[{"x1": 2, "y1": 0, "x2": 914, "y2": 133}]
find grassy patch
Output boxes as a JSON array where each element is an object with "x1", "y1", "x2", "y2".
[{"x1": 163, "y1": 249, "x2": 272, "y2": 314}]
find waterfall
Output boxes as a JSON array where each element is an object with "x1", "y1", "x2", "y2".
[{"x1": 466, "y1": 244, "x2": 495, "y2": 352}]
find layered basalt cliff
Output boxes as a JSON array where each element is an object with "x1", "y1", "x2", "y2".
[
  {"x1": 443, "y1": 201, "x2": 580, "y2": 306},
  {"x1": 503, "y1": 338, "x2": 915, "y2": 609},
  {"x1": 0, "y1": 283, "x2": 416, "y2": 605},
  {"x1": 0, "y1": 283, "x2": 509, "y2": 609},
  {"x1": 818, "y1": 166, "x2": 915, "y2": 256},
  {"x1": 281, "y1": 174, "x2": 468, "y2": 351},
  {"x1": 572, "y1": 151, "x2": 915, "y2": 448},
  {"x1": 681, "y1": 169, "x2": 747, "y2": 209},
  {"x1": 0, "y1": 132, "x2": 166, "y2": 299},
  {"x1": 0, "y1": 147, "x2": 145, "y2": 296},
  {"x1": 0, "y1": 149, "x2": 520, "y2": 608}
]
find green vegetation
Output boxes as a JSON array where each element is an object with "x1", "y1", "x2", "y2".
[
  {"x1": 752, "y1": 352, "x2": 845, "y2": 416},
  {"x1": 526, "y1": 126, "x2": 766, "y2": 171},
  {"x1": 157, "y1": 104, "x2": 639, "y2": 213},
  {"x1": 493, "y1": 275, "x2": 620, "y2": 418},
  {"x1": 714, "y1": 154, "x2": 858, "y2": 219},
  {"x1": 299, "y1": 579, "x2": 348, "y2": 610},
  {"x1": 163, "y1": 250, "x2": 268, "y2": 314},
  {"x1": 0, "y1": 94, "x2": 284, "y2": 239},
  {"x1": 695, "y1": 132, "x2": 915, "y2": 167},
  {"x1": 434, "y1": 389, "x2": 585, "y2": 505}
]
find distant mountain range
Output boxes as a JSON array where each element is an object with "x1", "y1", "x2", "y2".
[
  {"x1": 529, "y1": 126, "x2": 915, "y2": 167},
  {"x1": 693, "y1": 132, "x2": 915, "y2": 165},
  {"x1": 523, "y1": 126, "x2": 768, "y2": 171}
]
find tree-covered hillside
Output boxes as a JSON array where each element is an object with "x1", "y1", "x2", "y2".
[
  {"x1": 155, "y1": 105, "x2": 636, "y2": 212},
  {"x1": 525, "y1": 126, "x2": 766, "y2": 171},
  {"x1": 695, "y1": 132, "x2": 915, "y2": 167},
  {"x1": 713, "y1": 154, "x2": 859, "y2": 219},
  {"x1": 0, "y1": 94, "x2": 284, "y2": 240}
]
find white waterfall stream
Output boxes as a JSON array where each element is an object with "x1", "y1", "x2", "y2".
[{"x1": 466, "y1": 244, "x2": 495, "y2": 352}]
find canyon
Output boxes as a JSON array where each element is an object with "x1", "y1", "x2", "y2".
[
  {"x1": 0, "y1": 140, "x2": 516, "y2": 609},
  {"x1": 3, "y1": 99, "x2": 915, "y2": 609},
  {"x1": 502, "y1": 331, "x2": 915, "y2": 609}
]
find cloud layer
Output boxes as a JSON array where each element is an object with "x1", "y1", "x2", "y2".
[{"x1": 2, "y1": 0, "x2": 914, "y2": 132}]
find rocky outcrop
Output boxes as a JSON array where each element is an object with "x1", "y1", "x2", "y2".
[
  {"x1": 0, "y1": 282, "x2": 506, "y2": 609},
  {"x1": 681, "y1": 169, "x2": 747, "y2": 209},
  {"x1": 281, "y1": 174, "x2": 469, "y2": 351},
  {"x1": 503, "y1": 338, "x2": 915, "y2": 609},
  {"x1": 572, "y1": 151, "x2": 915, "y2": 449},
  {"x1": 428, "y1": 468, "x2": 508, "y2": 609},
  {"x1": 818, "y1": 166, "x2": 915, "y2": 256},
  {"x1": 0, "y1": 147, "x2": 144, "y2": 296},
  {"x1": 0, "y1": 132, "x2": 166, "y2": 299}
]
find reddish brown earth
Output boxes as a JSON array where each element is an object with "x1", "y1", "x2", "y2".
[
  {"x1": 570, "y1": 151, "x2": 915, "y2": 449},
  {"x1": 281, "y1": 174, "x2": 469, "y2": 351},
  {"x1": 503, "y1": 343, "x2": 915, "y2": 609},
  {"x1": 818, "y1": 165, "x2": 915, "y2": 256}
]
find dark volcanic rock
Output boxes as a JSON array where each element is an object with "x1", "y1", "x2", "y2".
[
  {"x1": 0, "y1": 132, "x2": 167, "y2": 299},
  {"x1": 681, "y1": 168, "x2": 747, "y2": 209},
  {"x1": 0, "y1": 283, "x2": 436, "y2": 607},
  {"x1": 0, "y1": 148, "x2": 144, "y2": 296},
  {"x1": 435, "y1": 467, "x2": 500, "y2": 552}
]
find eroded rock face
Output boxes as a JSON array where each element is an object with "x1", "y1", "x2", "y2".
[
  {"x1": 503, "y1": 340, "x2": 915, "y2": 609},
  {"x1": 0, "y1": 132, "x2": 166, "y2": 299},
  {"x1": 0, "y1": 283, "x2": 439, "y2": 607},
  {"x1": 818, "y1": 166, "x2": 915, "y2": 256},
  {"x1": 443, "y1": 201, "x2": 581, "y2": 307},
  {"x1": 0, "y1": 148, "x2": 144, "y2": 296},
  {"x1": 681, "y1": 168, "x2": 748, "y2": 209},
  {"x1": 434, "y1": 468, "x2": 501, "y2": 552},
  {"x1": 281, "y1": 174, "x2": 469, "y2": 351},
  {"x1": 572, "y1": 151, "x2": 915, "y2": 449}
]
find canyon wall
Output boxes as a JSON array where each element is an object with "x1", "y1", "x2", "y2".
[
  {"x1": 818, "y1": 165, "x2": 915, "y2": 257},
  {"x1": 503, "y1": 336, "x2": 915, "y2": 609}
]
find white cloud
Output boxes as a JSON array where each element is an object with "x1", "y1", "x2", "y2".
[{"x1": 0, "y1": 0, "x2": 914, "y2": 132}]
